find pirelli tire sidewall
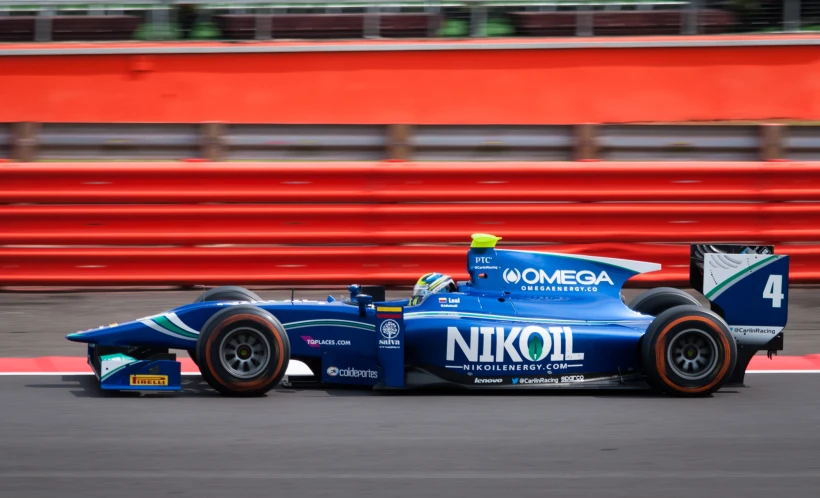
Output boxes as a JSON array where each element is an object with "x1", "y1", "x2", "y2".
[
  {"x1": 189, "y1": 286, "x2": 264, "y2": 368},
  {"x1": 197, "y1": 305, "x2": 291, "y2": 397},
  {"x1": 641, "y1": 305, "x2": 737, "y2": 397}
]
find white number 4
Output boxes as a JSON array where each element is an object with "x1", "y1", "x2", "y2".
[{"x1": 763, "y1": 275, "x2": 784, "y2": 308}]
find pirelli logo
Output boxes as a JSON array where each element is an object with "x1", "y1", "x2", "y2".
[{"x1": 130, "y1": 375, "x2": 168, "y2": 386}]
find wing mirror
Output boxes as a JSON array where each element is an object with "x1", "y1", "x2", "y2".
[{"x1": 355, "y1": 294, "x2": 373, "y2": 317}]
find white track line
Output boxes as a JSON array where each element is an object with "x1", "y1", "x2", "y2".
[
  {"x1": 0, "y1": 360, "x2": 315, "y2": 377},
  {"x1": 746, "y1": 370, "x2": 820, "y2": 374}
]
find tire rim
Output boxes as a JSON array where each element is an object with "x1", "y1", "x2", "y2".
[
  {"x1": 219, "y1": 326, "x2": 271, "y2": 379},
  {"x1": 666, "y1": 328, "x2": 719, "y2": 381}
]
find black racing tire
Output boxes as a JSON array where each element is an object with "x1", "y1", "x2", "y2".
[
  {"x1": 196, "y1": 305, "x2": 290, "y2": 397},
  {"x1": 629, "y1": 287, "x2": 702, "y2": 316},
  {"x1": 194, "y1": 286, "x2": 262, "y2": 303},
  {"x1": 641, "y1": 305, "x2": 737, "y2": 397},
  {"x1": 188, "y1": 286, "x2": 262, "y2": 370},
  {"x1": 187, "y1": 349, "x2": 198, "y2": 367}
]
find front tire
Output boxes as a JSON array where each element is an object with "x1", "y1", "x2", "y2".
[
  {"x1": 196, "y1": 305, "x2": 290, "y2": 397},
  {"x1": 641, "y1": 305, "x2": 736, "y2": 397},
  {"x1": 188, "y1": 286, "x2": 263, "y2": 370},
  {"x1": 194, "y1": 286, "x2": 262, "y2": 304}
]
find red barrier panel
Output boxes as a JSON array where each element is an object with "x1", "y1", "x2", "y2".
[
  {"x1": 2, "y1": 161, "x2": 820, "y2": 287},
  {"x1": 1, "y1": 42, "x2": 820, "y2": 123},
  {"x1": 4, "y1": 203, "x2": 820, "y2": 245},
  {"x1": 3, "y1": 161, "x2": 820, "y2": 203},
  {"x1": 2, "y1": 244, "x2": 819, "y2": 286}
]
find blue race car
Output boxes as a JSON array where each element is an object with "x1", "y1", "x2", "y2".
[{"x1": 66, "y1": 234, "x2": 789, "y2": 397}]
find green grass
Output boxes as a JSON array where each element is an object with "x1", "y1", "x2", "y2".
[
  {"x1": 439, "y1": 18, "x2": 515, "y2": 37},
  {"x1": 757, "y1": 24, "x2": 820, "y2": 33},
  {"x1": 134, "y1": 21, "x2": 221, "y2": 41}
]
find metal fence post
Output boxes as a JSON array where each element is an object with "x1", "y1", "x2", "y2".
[
  {"x1": 364, "y1": 4, "x2": 380, "y2": 39},
  {"x1": 427, "y1": 1, "x2": 440, "y2": 38},
  {"x1": 148, "y1": 3, "x2": 158, "y2": 38},
  {"x1": 471, "y1": 1, "x2": 487, "y2": 37},
  {"x1": 255, "y1": 7, "x2": 272, "y2": 40},
  {"x1": 201, "y1": 123, "x2": 225, "y2": 162},
  {"x1": 574, "y1": 124, "x2": 598, "y2": 161},
  {"x1": 12, "y1": 122, "x2": 39, "y2": 163},
  {"x1": 35, "y1": 7, "x2": 53, "y2": 42},
  {"x1": 683, "y1": 0, "x2": 700, "y2": 35},
  {"x1": 576, "y1": 5, "x2": 593, "y2": 37},
  {"x1": 386, "y1": 124, "x2": 413, "y2": 161},
  {"x1": 152, "y1": 0, "x2": 172, "y2": 39},
  {"x1": 784, "y1": 0, "x2": 801, "y2": 32},
  {"x1": 759, "y1": 124, "x2": 785, "y2": 161}
]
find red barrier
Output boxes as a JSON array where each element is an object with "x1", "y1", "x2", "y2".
[
  {"x1": 4, "y1": 203, "x2": 820, "y2": 245},
  {"x1": 2, "y1": 161, "x2": 819, "y2": 287},
  {"x1": 1, "y1": 42, "x2": 820, "y2": 123},
  {"x1": 3, "y1": 161, "x2": 820, "y2": 203},
  {"x1": 2, "y1": 244, "x2": 819, "y2": 286}
]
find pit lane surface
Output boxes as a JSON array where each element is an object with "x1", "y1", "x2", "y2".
[{"x1": 0, "y1": 374, "x2": 819, "y2": 498}]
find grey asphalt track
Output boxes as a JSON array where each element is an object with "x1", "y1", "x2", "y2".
[
  {"x1": 0, "y1": 286, "x2": 818, "y2": 357},
  {"x1": 0, "y1": 374, "x2": 819, "y2": 498},
  {"x1": 0, "y1": 288, "x2": 819, "y2": 498}
]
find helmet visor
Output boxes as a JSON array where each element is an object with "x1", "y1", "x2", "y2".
[{"x1": 413, "y1": 283, "x2": 430, "y2": 298}]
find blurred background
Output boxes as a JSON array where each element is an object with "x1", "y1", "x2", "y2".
[
  {"x1": 2, "y1": 5, "x2": 820, "y2": 498},
  {"x1": 0, "y1": 1, "x2": 818, "y2": 307},
  {"x1": 0, "y1": 0, "x2": 817, "y2": 41}
]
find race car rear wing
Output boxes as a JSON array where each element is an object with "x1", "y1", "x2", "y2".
[{"x1": 689, "y1": 244, "x2": 789, "y2": 384}]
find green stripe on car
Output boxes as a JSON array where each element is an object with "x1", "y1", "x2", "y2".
[
  {"x1": 284, "y1": 319, "x2": 374, "y2": 331},
  {"x1": 101, "y1": 361, "x2": 132, "y2": 381},
  {"x1": 153, "y1": 315, "x2": 198, "y2": 338},
  {"x1": 705, "y1": 256, "x2": 778, "y2": 300}
]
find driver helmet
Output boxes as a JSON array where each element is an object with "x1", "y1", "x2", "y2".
[{"x1": 410, "y1": 272, "x2": 456, "y2": 306}]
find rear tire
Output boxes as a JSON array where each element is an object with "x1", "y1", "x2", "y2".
[
  {"x1": 196, "y1": 305, "x2": 290, "y2": 397},
  {"x1": 629, "y1": 287, "x2": 701, "y2": 316},
  {"x1": 641, "y1": 305, "x2": 736, "y2": 397}
]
